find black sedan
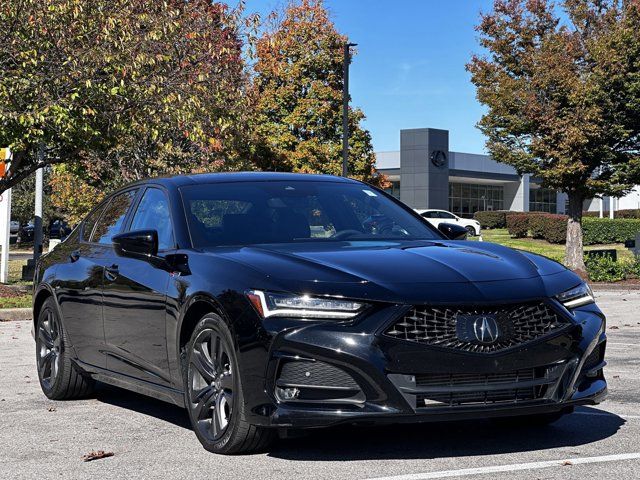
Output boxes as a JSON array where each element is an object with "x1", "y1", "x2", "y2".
[{"x1": 33, "y1": 172, "x2": 607, "y2": 454}]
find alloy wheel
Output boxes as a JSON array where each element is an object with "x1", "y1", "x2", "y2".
[
  {"x1": 188, "y1": 329, "x2": 234, "y2": 442},
  {"x1": 37, "y1": 310, "x2": 61, "y2": 390}
]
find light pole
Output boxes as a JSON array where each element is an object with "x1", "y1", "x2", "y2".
[{"x1": 342, "y1": 42, "x2": 357, "y2": 177}]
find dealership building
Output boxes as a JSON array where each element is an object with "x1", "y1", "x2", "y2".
[{"x1": 375, "y1": 127, "x2": 640, "y2": 218}]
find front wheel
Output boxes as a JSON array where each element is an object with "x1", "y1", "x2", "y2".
[
  {"x1": 184, "y1": 314, "x2": 274, "y2": 454},
  {"x1": 465, "y1": 226, "x2": 477, "y2": 236}
]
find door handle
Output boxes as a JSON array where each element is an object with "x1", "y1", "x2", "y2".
[
  {"x1": 69, "y1": 250, "x2": 80, "y2": 262},
  {"x1": 104, "y1": 264, "x2": 119, "y2": 281}
]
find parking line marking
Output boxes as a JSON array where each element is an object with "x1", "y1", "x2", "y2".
[
  {"x1": 607, "y1": 342, "x2": 638, "y2": 347},
  {"x1": 574, "y1": 411, "x2": 640, "y2": 419},
  {"x1": 364, "y1": 453, "x2": 640, "y2": 480}
]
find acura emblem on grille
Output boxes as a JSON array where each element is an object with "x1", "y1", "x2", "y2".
[{"x1": 473, "y1": 316, "x2": 500, "y2": 344}]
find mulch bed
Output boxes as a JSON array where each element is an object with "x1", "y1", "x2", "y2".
[{"x1": 0, "y1": 284, "x2": 31, "y2": 298}]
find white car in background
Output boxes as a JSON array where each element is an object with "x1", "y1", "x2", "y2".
[{"x1": 415, "y1": 209, "x2": 482, "y2": 236}]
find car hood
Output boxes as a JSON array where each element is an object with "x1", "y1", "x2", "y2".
[{"x1": 210, "y1": 240, "x2": 579, "y2": 304}]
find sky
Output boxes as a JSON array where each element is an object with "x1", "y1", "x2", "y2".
[{"x1": 243, "y1": 0, "x2": 495, "y2": 154}]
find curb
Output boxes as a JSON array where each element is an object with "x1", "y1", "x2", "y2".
[
  {"x1": 591, "y1": 283, "x2": 640, "y2": 291},
  {"x1": 0, "y1": 308, "x2": 32, "y2": 322}
]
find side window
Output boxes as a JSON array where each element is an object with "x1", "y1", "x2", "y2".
[
  {"x1": 421, "y1": 212, "x2": 435, "y2": 218},
  {"x1": 91, "y1": 190, "x2": 137, "y2": 244},
  {"x1": 81, "y1": 204, "x2": 107, "y2": 242},
  {"x1": 439, "y1": 212, "x2": 456, "y2": 219},
  {"x1": 130, "y1": 188, "x2": 174, "y2": 251}
]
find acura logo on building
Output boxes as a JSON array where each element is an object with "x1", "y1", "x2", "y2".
[
  {"x1": 473, "y1": 316, "x2": 500, "y2": 344},
  {"x1": 430, "y1": 150, "x2": 447, "y2": 168}
]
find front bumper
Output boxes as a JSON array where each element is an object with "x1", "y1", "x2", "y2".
[{"x1": 245, "y1": 301, "x2": 607, "y2": 429}]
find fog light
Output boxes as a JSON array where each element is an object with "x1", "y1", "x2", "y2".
[{"x1": 277, "y1": 387, "x2": 300, "y2": 401}]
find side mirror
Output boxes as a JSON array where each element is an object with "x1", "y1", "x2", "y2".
[
  {"x1": 438, "y1": 222, "x2": 468, "y2": 240},
  {"x1": 112, "y1": 229, "x2": 158, "y2": 259}
]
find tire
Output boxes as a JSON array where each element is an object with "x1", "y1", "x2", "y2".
[
  {"x1": 490, "y1": 408, "x2": 572, "y2": 427},
  {"x1": 184, "y1": 314, "x2": 275, "y2": 454},
  {"x1": 35, "y1": 297, "x2": 95, "y2": 400},
  {"x1": 465, "y1": 226, "x2": 476, "y2": 236}
]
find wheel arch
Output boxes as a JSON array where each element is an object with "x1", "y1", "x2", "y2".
[
  {"x1": 177, "y1": 294, "x2": 230, "y2": 360},
  {"x1": 32, "y1": 284, "x2": 56, "y2": 330}
]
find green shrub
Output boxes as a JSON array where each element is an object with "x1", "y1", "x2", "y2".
[
  {"x1": 474, "y1": 210, "x2": 515, "y2": 229},
  {"x1": 506, "y1": 214, "x2": 529, "y2": 238},
  {"x1": 527, "y1": 213, "x2": 548, "y2": 239},
  {"x1": 582, "y1": 218, "x2": 640, "y2": 245},
  {"x1": 585, "y1": 255, "x2": 627, "y2": 282},
  {"x1": 542, "y1": 214, "x2": 568, "y2": 244}
]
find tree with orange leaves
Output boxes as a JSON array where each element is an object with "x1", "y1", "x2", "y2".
[{"x1": 251, "y1": 0, "x2": 384, "y2": 186}]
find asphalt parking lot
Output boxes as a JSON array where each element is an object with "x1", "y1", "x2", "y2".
[{"x1": 1, "y1": 290, "x2": 639, "y2": 480}]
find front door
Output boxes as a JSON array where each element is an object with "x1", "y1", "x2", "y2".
[{"x1": 102, "y1": 187, "x2": 175, "y2": 386}]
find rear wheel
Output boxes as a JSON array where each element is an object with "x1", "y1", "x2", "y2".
[
  {"x1": 465, "y1": 225, "x2": 477, "y2": 236},
  {"x1": 184, "y1": 314, "x2": 274, "y2": 454},
  {"x1": 35, "y1": 298, "x2": 94, "y2": 400}
]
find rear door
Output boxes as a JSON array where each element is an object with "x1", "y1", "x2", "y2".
[
  {"x1": 102, "y1": 186, "x2": 174, "y2": 386},
  {"x1": 54, "y1": 201, "x2": 111, "y2": 368}
]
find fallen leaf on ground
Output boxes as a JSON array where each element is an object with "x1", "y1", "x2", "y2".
[
  {"x1": 609, "y1": 326, "x2": 620, "y2": 330},
  {"x1": 82, "y1": 450, "x2": 114, "y2": 462},
  {"x1": 47, "y1": 406, "x2": 56, "y2": 412},
  {"x1": 562, "y1": 461, "x2": 573, "y2": 466},
  {"x1": 613, "y1": 375, "x2": 620, "y2": 379}
]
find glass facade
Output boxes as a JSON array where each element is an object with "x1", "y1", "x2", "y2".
[
  {"x1": 449, "y1": 183, "x2": 504, "y2": 218},
  {"x1": 384, "y1": 180, "x2": 401, "y2": 199},
  {"x1": 530, "y1": 187, "x2": 557, "y2": 213}
]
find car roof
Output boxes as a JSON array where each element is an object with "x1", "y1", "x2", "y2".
[{"x1": 131, "y1": 172, "x2": 359, "y2": 190}]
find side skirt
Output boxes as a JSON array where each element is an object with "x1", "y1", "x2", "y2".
[{"x1": 73, "y1": 359, "x2": 185, "y2": 408}]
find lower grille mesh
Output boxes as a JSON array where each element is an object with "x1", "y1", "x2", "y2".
[
  {"x1": 414, "y1": 367, "x2": 550, "y2": 408},
  {"x1": 418, "y1": 388, "x2": 537, "y2": 407}
]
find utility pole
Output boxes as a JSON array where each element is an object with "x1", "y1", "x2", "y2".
[
  {"x1": 33, "y1": 144, "x2": 44, "y2": 262},
  {"x1": 342, "y1": 42, "x2": 357, "y2": 177}
]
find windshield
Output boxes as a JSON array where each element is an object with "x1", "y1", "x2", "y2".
[{"x1": 180, "y1": 180, "x2": 441, "y2": 247}]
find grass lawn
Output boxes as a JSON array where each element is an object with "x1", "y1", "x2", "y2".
[
  {"x1": 0, "y1": 294, "x2": 31, "y2": 309},
  {"x1": 472, "y1": 228, "x2": 634, "y2": 264}
]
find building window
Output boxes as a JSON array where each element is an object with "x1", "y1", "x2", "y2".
[
  {"x1": 384, "y1": 180, "x2": 400, "y2": 199},
  {"x1": 449, "y1": 183, "x2": 504, "y2": 218},
  {"x1": 530, "y1": 188, "x2": 557, "y2": 213}
]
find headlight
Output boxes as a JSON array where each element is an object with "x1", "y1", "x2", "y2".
[
  {"x1": 557, "y1": 283, "x2": 594, "y2": 309},
  {"x1": 246, "y1": 290, "x2": 366, "y2": 319}
]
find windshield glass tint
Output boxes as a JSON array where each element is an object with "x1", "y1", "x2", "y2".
[{"x1": 181, "y1": 181, "x2": 440, "y2": 247}]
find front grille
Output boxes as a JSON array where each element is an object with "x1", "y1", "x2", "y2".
[
  {"x1": 417, "y1": 387, "x2": 538, "y2": 407},
  {"x1": 416, "y1": 368, "x2": 543, "y2": 408},
  {"x1": 385, "y1": 302, "x2": 569, "y2": 353},
  {"x1": 390, "y1": 365, "x2": 563, "y2": 409},
  {"x1": 416, "y1": 369, "x2": 535, "y2": 387}
]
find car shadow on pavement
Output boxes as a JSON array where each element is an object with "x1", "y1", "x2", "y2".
[
  {"x1": 90, "y1": 384, "x2": 625, "y2": 460},
  {"x1": 93, "y1": 383, "x2": 192, "y2": 430},
  {"x1": 267, "y1": 407, "x2": 625, "y2": 461}
]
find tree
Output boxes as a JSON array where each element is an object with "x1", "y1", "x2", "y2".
[
  {"x1": 10, "y1": 170, "x2": 56, "y2": 227},
  {"x1": 251, "y1": 0, "x2": 384, "y2": 185},
  {"x1": 0, "y1": 0, "x2": 251, "y2": 194},
  {"x1": 48, "y1": 165, "x2": 104, "y2": 225},
  {"x1": 467, "y1": 0, "x2": 640, "y2": 274}
]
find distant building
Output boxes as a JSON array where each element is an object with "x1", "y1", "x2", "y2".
[{"x1": 375, "y1": 127, "x2": 637, "y2": 218}]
